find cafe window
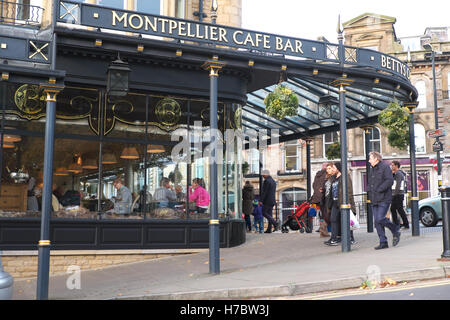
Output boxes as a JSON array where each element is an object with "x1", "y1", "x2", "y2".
[{"x1": 0, "y1": 81, "x2": 242, "y2": 221}]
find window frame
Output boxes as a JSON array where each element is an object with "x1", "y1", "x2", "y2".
[
  {"x1": 283, "y1": 140, "x2": 301, "y2": 172},
  {"x1": 323, "y1": 131, "x2": 339, "y2": 158}
]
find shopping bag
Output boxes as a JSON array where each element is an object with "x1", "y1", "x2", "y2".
[{"x1": 350, "y1": 210, "x2": 360, "y2": 230}]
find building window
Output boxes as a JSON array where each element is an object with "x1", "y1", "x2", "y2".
[
  {"x1": 247, "y1": 148, "x2": 263, "y2": 174},
  {"x1": 135, "y1": 0, "x2": 163, "y2": 15},
  {"x1": 175, "y1": 0, "x2": 185, "y2": 18},
  {"x1": 97, "y1": 0, "x2": 125, "y2": 9},
  {"x1": 280, "y1": 188, "x2": 307, "y2": 223},
  {"x1": 416, "y1": 81, "x2": 427, "y2": 109},
  {"x1": 414, "y1": 123, "x2": 426, "y2": 154},
  {"x1": 323, "y1": 132, "x2": 339, "y2": 158},
  {"x1": 283, "y1": 140, "x2": 301, "y2": 172},
  {"x1": 364, "y1": 127, "x2": 381, "y2": 154}
]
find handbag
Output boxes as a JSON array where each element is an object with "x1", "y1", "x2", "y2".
[{"x1": 350, "y1": 210, "x2": 360, "y2": 230}]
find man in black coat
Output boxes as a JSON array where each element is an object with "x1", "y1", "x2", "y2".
[
  {"x1": 260, "y1": 169, "x2": 278, "y2": 233},
  {"x1": 367, "y1": 151, "x2": 401, "y2": 249}
]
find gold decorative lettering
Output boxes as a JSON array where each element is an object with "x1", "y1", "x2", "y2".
[
  {"x1": 233, "y1": 30, "x2": 243, "y2": 44},
  {"x1": 169, "y1": 20, "x2": 177, "y2": 34},
  {"x1": 112, "y1": 10, "x2": 127, "y2": 28},
  {"x1": 263, "y1": 35, "x2": 270, "y2": 49},
  {"x1": 196, "y1": 24, "x2": 204, "y2": 39},
  {"x1": 129, "y1": 14, "x2": 143, "y2": 30},
  {"x1": 178, "y1": 21, "x2": 187, "y2": 36},
  {"x1": 160, "y1": 18, "x2": 169, "y2": 33},
  {"x1": 219, "y1": 28, "x2": 228, "y2": 43},
  {"x1": 243, "y1": 33, "x2": 255, "y2": 47},
  {"x1": 210, "y1": 26, "x2": 218, "y2": 41},
  {"x1": 276, "y1": 37, "x2": 283, "y2": 50},
  {"x1": 187, "y1": 23, "x2": 195, "y2": 37},
  {"x1": 144, "y1": 16, "x2": 157, "y2": 32},
  {"x1": 295, "y1": 40, "x2": 304, "y2": 54},
  {"x1": 284, "y1": 39, "x2": 294, "y2": 52}
]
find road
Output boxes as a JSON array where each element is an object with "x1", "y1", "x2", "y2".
[{"x1": 266, "y1": 278, "x2": 450, "y2": 300}]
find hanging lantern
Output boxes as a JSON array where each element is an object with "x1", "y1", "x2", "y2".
[
  {"x1": 120, "y1": 146, "x2": 139, "y2": 159},
  {"x1": 102, "y1": 152, "x2": 118, "y2": 164},
  {"x1": 82, "y1": 157, "x2": 98, "y2": 169},
  {"x1": 318, "y1": 94, "x2": 340, "y2": 122},
  {"x1": 147, "y1": 144, "x2": 165, "y2": 153},
  {"x1": 106, "y1": 54, "x2": 130, "y2": 97}
]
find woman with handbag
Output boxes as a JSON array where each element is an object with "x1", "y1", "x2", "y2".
[{"x1": 324, "y1": 161, "x2": 356, "y2": 246}]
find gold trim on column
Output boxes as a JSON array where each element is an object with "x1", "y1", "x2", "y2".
[
  {"x1": 248, "y1": 60, "x2": 254, "y2": 67},
  {"x1": 1, "y1": 72, "x2": 9, "y2": 80},
  {"x1": 176, "y1": 49, "x2": 182, "y2": 57},
  {"x1": 38, "y1": 240, "x2": 51, "y2": 246},
  {"x1": 281, "y1": 65, "x2": 287, "y2": 71},
  {"x1": 209, "y1": 219, "x2": 220, "y2": 224},
  {"x1": 410, "y1": 197, "x2": 419, "y2": 201},
  {"x1": 340, "y1": 204, "x2": 351, "y2": 209},
  {"x1": 137, "y1": 44, "x2": 144, "y2": 52},
  {"x1": 95, "y1": 39, "x2": 102, "y2": 47},
  {"x1": 202, "y1": 59, "x2": 226, "y2": 77},
  {"x1": 366, "y1": 200, "x2": 371, "y2": 204},
  {"x1": 313, "y1": 69, "x2": 318, "y2": 75}
]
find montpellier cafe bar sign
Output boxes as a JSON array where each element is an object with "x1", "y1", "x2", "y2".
[{"x1": 58, "y1": 1, "x2": 411, "y2": 81}]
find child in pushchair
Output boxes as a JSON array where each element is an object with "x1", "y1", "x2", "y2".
[{"x1": 281, "y1": 202, "x2": 317, "y2": 233}]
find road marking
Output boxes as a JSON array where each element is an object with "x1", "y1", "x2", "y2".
[{"x1": 298, "y1": 279, "x2": 450, "y2": 300}]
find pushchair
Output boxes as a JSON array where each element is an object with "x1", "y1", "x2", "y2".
[{"x1": 281, "y1": 201, "x2": 316, "y2": 233}]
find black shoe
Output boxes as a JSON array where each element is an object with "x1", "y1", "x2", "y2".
[
  {"x1": 325, "y1": 239, "x2": 340, "y2": 246},
  {"x1": 393, "y1": 232, "x2": 401, "y2": 247},
  {"x1": 273, "y1": 223, "x2": 279, "y2": 232},
  {"x1": 264, "y1": 229, "x2": 272, "y2": 234},
  {"x1": 350, "y1": 237, "x2": 356, "y2": 245},
  {"x1": 402, "y1": 225, "x2": 410, "y2": 229},
  {"x1": 315, "y1": 228, "x2": 320, "y2": 232},
  {"x1": 374, "y1": 242, "x2": 389, "y2": 250}
]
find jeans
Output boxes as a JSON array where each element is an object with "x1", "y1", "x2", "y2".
[
  {"x1": 244, "y1": 214, "x2": 252, "y2": 231},
  {"x1": 391, "y1": 195, "x2": 409, "y2": 227},
  {"x1": 372, "y1": 202, "x2": 400, "y2": 244},
  {"x1": 330, "y1": 206, "x2": 341, "y2": 241},
  {"x1": 253, "y1": 217, "x2": 264, "y2": 233}
]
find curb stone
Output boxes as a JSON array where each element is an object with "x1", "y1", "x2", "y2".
[{"x1": 113, "y1": 266, "x2": 448, "y2": 300}]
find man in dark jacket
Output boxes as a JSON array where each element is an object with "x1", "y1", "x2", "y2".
[
  {"x1": 367, "y1": 151, "x2": 400, "y2": 249},
  {"x1": 260, "y1": 169, "x2": 278, "y2": 233},
  {"x1": 390, "y1": 160, "x2": 409, "y2": 229}
]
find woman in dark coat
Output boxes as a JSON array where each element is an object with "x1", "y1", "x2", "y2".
[{"x1": 242, "y1": 181, "x2": 254, "y2": 232}]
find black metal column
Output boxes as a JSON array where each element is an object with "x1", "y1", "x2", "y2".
[
  {"x1": 203, "y1": 58, "x2": 224, "y2": 274},
  {"x1": 439, "y1": 186, "x2": 450, "y2": 259},
  {"x1": 305, "y1": 138, "x2": 312, "y2": 200},
  {"x1": 405, "y1": 102, "x2": 420, "y2": 236},
  {"x1": 36, "y1": 88, "x2": 61, "y2": 300},
  {"x1": 362, "y1": 126, "x2": 374, "y2": 232}
]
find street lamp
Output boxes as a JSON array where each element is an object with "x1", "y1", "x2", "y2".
[
  {"x1": 423, "y1": 43, "x2": 443, "y2": 187},
  {"x1": 211, "y1": 0, "x2": 218, "y2": 24}
]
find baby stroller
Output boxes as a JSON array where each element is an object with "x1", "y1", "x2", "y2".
[{"x1": 281, "y1": 201, "x2": 315, "y2": 233}]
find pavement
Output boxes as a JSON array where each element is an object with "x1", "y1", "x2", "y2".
[{"x1": 10, "y1": 224, "x2": 450, "y2": 300}]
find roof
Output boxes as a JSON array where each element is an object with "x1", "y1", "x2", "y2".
[{"x1": 343, "y1": 13, "x2": 396, "y2": 28}]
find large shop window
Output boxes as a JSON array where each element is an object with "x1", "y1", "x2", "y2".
[{"x1": 0, "y1": 84, "x2": 243, "y2": 221}]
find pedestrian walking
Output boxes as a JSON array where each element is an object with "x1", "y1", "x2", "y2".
[
  {"x1": 242, "y1": 181, "x2": 254, "y2": 232},
  {"x1": 324, "y1": 162, "x2": 356, "y2": 246},
  {"x1": 252, "y1": 200, "x2": 264, "y2": 233},
  {"x1": 390, "y1": 160, "x2": 410, "y2": 229},
  {"x1": 311, "y1": 162, "x2": 328, "y2": 233},
  {"x1": 260, "y1": 169, "x2": 278, "y2": 233},
  {"x1": 320, "y1": 163, "x2": 336, "y2": 237},
  {"x1": 367, "y1": 151, "x2": 401, "y2": 250}
]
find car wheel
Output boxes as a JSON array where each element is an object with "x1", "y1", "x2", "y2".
[{"x1": 419, "y1": 207, "x2": 438, "y2": 227}]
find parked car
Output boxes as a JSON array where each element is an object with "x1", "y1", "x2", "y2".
[{"x1": 418, "y1": 195, "x2": 443, "y2": 227}]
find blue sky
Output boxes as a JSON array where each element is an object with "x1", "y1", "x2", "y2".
[{"x1": 242, "y1": 0, "x2": 450, "y2": 43}]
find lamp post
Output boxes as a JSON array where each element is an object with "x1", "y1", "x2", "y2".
[
  {"x1": 423, "y1": 43, "x2": 443, "y2": 187},
  {"x1": 211, "y1": 0, "x2": 218, "y2": 24}
]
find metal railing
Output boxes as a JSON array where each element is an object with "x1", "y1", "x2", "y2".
[{"x1": 0, "y1": 1, "x2": 44, "y2": 26}]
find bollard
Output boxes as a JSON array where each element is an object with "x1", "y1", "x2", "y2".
[
  {"x1": 0, "y1": 253, "x2": 13, "y2": 300},
  {"x1": 439, "y1": 186, "x2": 450, "y2": 260}
]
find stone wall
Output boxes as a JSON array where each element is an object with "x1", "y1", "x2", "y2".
[{"x1": 1, "y1": 249, "x2": 203, "y2": 279}]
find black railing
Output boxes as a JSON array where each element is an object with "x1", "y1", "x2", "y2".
[{"x1": 0, "y1": 1, "x2": 44, "y2": 26}]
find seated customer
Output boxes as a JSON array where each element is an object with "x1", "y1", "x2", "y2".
[
  {"x1": 189, "y1": 178, "x2": 210, "y2": 213},
  {"x1": 110, "y1": 178, "x2": 132, "y2": 215},
  {"x1": 153, "y1": 177, "x2": 177, "y2": 208}
]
